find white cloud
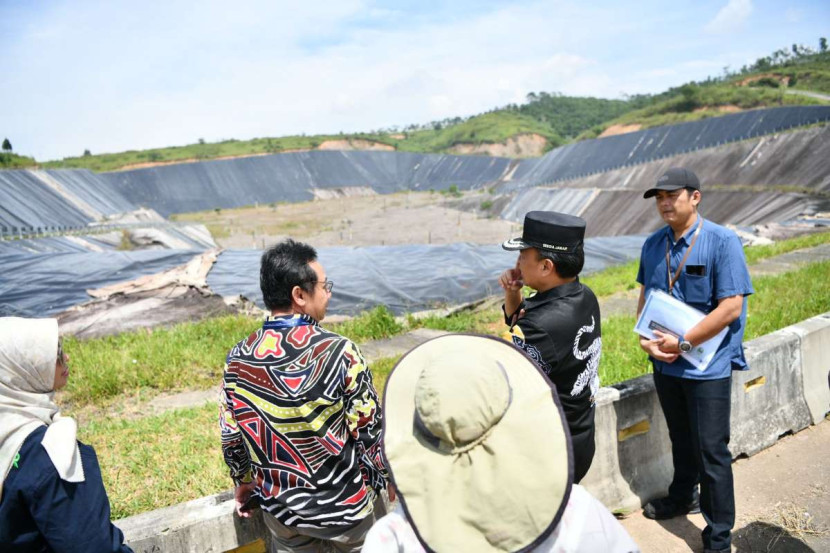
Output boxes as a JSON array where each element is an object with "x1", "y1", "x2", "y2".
[{"x1": 704, "y1": 0, "x2": 753, "y2": 34}]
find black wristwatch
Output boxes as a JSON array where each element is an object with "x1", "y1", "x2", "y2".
[{"x1": 679, "y1": 336, "x2": 693, "y2": 353}]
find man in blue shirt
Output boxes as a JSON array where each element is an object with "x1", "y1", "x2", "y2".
[{"x1": 636, "y1": 168, "x2": 753, "y2": 553}]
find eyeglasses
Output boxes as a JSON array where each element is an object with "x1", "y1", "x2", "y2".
[{"x1": 305, "y1": 279, "x2": 334, "y2": 293}]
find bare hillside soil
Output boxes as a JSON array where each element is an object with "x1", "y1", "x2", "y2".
[
  {"x1": 174, "y1": 190, "x2": 519, "y2": 249},
  {"x1": 447, "y1": 133, "x2": 548, "y2": 157}
]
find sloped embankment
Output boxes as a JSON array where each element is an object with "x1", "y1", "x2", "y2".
[{"x1": 500, "y1": 124, "x2": 830, "y2": 236}]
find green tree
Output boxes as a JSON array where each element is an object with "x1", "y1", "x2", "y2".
[
  {"x1": 820, "y1": 37, "x2": 828, "y2": 53},
  {"x1": 677, "y1": 83, "x2": 702, "y2": 112},
  {"x1": 83, "y1": 149, "x2": 91, "y2": 157},
  {"x1": 2, "y1": 138, "x2": 11, "y2": 152}
]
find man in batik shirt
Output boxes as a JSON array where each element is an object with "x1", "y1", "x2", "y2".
[{"x1": 220, "y1": 239, "x2": 389, "y2": 553}]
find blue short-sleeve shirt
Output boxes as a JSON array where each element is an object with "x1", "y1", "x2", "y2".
[{"x1": 636, "y1": 216, "x2": 754, "y2": 380}]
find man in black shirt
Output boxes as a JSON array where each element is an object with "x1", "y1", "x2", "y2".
[{"x1": 499, "y1": 211, "x2": 602, "y2": 482}]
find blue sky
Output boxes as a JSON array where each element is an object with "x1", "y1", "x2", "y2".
[{"x1": 1, "y1": 0, "x2": 828, "y2": 161}]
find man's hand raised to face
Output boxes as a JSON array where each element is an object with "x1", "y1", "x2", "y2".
[{"x1": 499, "y1": 262, "x2": 524, "y2": 291}]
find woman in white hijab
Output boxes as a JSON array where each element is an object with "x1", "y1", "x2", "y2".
[{"x1": 0, "y1": 317, "x2": 133, "y2": 552}]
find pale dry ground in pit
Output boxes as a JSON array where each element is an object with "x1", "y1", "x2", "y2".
[
  {"x1": 172, "y1": 190, "x2": 520, "y2": 249},
  {"x1": 621, "y1": 421, "x2": 830, "y2": 553}
]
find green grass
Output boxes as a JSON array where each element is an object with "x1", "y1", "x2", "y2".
[
  {"x1": 329, "y1": 306, "x2": 404, "y2": 342},
  {"x1": 79, "y1": 403, "x2": 227, "y2": 520},
  {"x1": 598, "y1": 315, "x2": 651, "y2": 385},
  {"x1": 745, "y1": 261, "x2": 830, "y2": 338},
  {"x1": 582, "y1": 260, "x2": 640, "y2": 298},
  {"x1": 369, "y1": 355, "x2": 401, "y2": 395},
  {"x1": 409, "y1": 308, "x2": 500, "y2": 335},
  {"x1": 63, "y1": 314, "x2": 260, "y2": 407},
  {"x1": 743, "y1": 229, "x2": 830, "y2": 264},
  {"x1": 0, "y1": 152, "x2": 37, "y2": 168},
  {"x1": 62, "y1": 308, "x2": 403, "y2": 409}
]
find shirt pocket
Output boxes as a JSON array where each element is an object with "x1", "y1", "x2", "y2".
[{"x1": 682, "y1": 273, "x2": 711, "y2": 306}]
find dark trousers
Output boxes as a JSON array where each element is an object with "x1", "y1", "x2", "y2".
[
  {"x1": 653, "y1": 371, "x2": 735, "y2": 551},
  {"x1": 571, "y1": 422, "x2": 595, "y2": 484}
]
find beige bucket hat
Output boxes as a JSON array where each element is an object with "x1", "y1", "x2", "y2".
[{"x1": 383, "y1": 334, "x2": 573, "y2": 553}]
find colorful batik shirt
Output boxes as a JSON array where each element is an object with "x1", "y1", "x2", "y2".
[{"x1": 220, "y1": 313, "x2": 387, "y2": 529}]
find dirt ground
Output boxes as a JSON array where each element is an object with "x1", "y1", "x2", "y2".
[
  {"x1": 174, "y1": 190, "x2": 520, "y2": 249},
  {"x1": 621, "y1": 421, "x2": 830, "y2": 553}
]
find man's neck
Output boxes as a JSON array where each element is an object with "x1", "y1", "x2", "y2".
[
  {"x1": 671, "y1": 212, "x2": 699, "y2": 242},
  {"x1": 270, "y1": 308, "x2": 299, "y2": 318},
  {"x1": 535, "y1": 276, "x2": 577, "y2": 294}
]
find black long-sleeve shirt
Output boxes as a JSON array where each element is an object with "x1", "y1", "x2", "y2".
[{"x1": 504, "y1": 279, "x2": 602, "y2": 441}]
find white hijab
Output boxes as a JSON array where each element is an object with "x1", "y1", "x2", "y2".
[{"x1": 0, "y1": 317, "x2": 84, "y2": 500}]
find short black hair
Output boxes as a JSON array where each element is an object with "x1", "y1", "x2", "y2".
[
  {"x1": 537, "y1": 243, "x2": 584, "y2": 278},
  {"x1": 260, "y1": 239, "x2": 318, "y2": 311}
]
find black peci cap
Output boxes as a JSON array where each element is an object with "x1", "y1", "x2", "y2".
[
  {"x1": 643, "y1": 168, "x2": 701, "y2": 199},
  {"x1": 502, "y1": 211, "x2": 585, "y2": 254}
]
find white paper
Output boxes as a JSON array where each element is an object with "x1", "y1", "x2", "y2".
[{"x1": 634, "y1": 289, "x2": 728, "y2": 371}]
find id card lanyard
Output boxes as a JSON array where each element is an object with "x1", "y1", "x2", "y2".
[{"x1": 665, "y1": 216, "x2": 703, "y2": 292}]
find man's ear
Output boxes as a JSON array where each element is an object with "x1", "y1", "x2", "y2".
[
  {"x1": 690, "y1": 189, "x2": 702, "y2": 206},
  {"x1": 291, "y1": 285, "x2": 307, "y2": 308},
  {"x1": 548, "y1": 258, "x2": 563, "y2": 278}
]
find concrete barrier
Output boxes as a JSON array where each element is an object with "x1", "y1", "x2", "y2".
[
  {"x1": 118, "y1": 491, "x2": 268, "y2": 553},
  {"x1": 579, "y1": 311, "x2": 828, "y2": 512},
  {"x1": 580, "y1": 375, "x2": 673, "y2": 514},
  {"x1": 119, "y1": 311, "x2": 830, "y2": 550},
  {"x1": 731, "y1": 328, "x2": 813, "y2": 457},
  {"x1": 787, "y1": 312, "x2": 830, "y2": 424}
]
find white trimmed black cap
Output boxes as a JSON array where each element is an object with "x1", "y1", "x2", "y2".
[{"x1": 502, "y1": 211, "x2": 585, "y2": 254}]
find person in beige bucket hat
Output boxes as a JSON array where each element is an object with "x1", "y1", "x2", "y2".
[{"x1": 362, "y1": 334, "x2": 638, "y2": 553}]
